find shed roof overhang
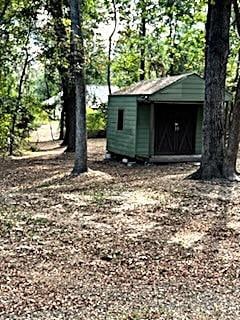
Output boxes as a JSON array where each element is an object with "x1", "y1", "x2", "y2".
[{"x1": 111, "y1": 73, "x2": 232, "y2": 103}]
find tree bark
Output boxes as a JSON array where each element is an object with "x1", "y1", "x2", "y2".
[
  {"x1": 139, "y1": 0, "x2": 147, "y2": 81},
  {"x1": 62, "y1": 82, "x2": 76, "y2": 151},
  {"x1": 223, "y1": 0, "x2": 240, "y2": 180},
  {"x1": 139, "y1": 12, "x2": 146, "y2": 81},
  {"x1": 223, "y1": 78, "x2": 240, "y2": 180},
  {"x1": 107, "y1": 0, "x2": 117, "y2": 95},
  {"x1": 59, "y1": 104, "x2": 65, "y2": 140},
  {"x1": 70, "y1": 0, "x2": 87, "y2": 175},
  {"x1": 192, "y1": 0, "x2": 232, "y2": 180},
  {"x1": 168, "y1": 10, "x2": 177, "y2": 76},
  {"x1": 204, "y1": 0, "x2": 212, "y2": 79}
]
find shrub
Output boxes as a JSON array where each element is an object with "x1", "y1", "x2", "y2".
[
  {"x1": 87, "y1": 107, "x2": 106, "y2": 137},
  {"x1": 0, "y1": 114, "x2": 10, "y2": 155}
]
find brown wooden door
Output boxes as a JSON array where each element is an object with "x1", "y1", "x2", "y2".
[{"x1": 154, "y1": 104, "x2": 197, "y2": 155}]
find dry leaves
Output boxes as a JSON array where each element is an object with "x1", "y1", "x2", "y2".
[{"x1": 0, "y1": 139, "x2": 240, "y2": 319}]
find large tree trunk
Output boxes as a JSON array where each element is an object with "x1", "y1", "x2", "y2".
[
  {"x1": 223, "y1": 0, "x2": 240, "y2": 181},
  {"x1": 223, "y1": 78, "x2": 240, "y2": 180},
  {"x1": 192, "y1": 0, "x2": 232, "y2": 180},
  {"x1": 70, "y1": 0, "x2": 87, "y2": 175}
]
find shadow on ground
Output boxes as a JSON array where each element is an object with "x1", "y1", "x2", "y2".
[{"x1": 0, "y1": 139, "x2": 240, "y2": 320}]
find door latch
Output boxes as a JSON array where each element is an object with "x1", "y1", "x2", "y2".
[{"x1": 174, "y1": 122, "x2": 180, "y2": 132}]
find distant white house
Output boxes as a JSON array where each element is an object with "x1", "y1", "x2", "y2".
[
  {"x1": 41, "y1": 92, "x2": 61, "y2": 111},
  {"x1": 87, "y1": 85, "x2": 118, "y2": 108},
  {"x1": 42, "y1": 85, "x2": 119, "y2": 111}
]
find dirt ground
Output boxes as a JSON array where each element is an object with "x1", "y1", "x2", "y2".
[{"x1": 0, "y1": 139, "x2": 240, "y2": 320}]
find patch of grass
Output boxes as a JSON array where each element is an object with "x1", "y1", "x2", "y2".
[
  {"x1": 0, "y1": 217, "x2": 14, "y2": 235},
  {"x1": 120, "y1": 307, "x2": 174, "y2": 320},
  {"x1": 32, "y1": 216, "x2": 51, "y2": 225},
  {"x1": 0, "y1": 209, "x2": 53, "y2": 236},
  {"x1": 29, "y1": 143, "x2": 40, "y2": 152},
  {"x1": 92, "y1": 190, "x2": 106, "y2": 204}
]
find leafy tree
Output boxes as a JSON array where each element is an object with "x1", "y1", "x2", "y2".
[
  {"x1": 0, "y1": 0, "x2": 44, "y2": 154},
  {"x1": 44, "y1": 0, "x2": 108, "y2": 151},
  {"x1": 111, "y1": 0, "x2": 206, "y2": 87}
]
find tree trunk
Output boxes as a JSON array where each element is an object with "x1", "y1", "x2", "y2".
[
  {"x1": 70, "y1": 0, "x2": 87, "y2": 175},
  {"x1": 63, "y1": 84, "x2": 76, "y2": 151},
  {"x1": 107, "y1": 0, "x2": 117, "y2": 95},
  {"x1": 223, "y1": 78, "x2": 240, "y2": 180},
  {"x1": 204, "y1": 0, "x2": 212, "y2": 79},
  {"x1": 9, "y1": 27, "x2": 31, "y2": 155},
  {"x1": 168, "y1": 11, "x2": 177, "y2": 76},
  {"x1": 192, "y1": 0, "x2": 232, "y2": 180},
  {"x1": 139, "y1": 14, "x2": 146, "y2": 81},
  {"x1": 49, "y1": 0, "x2": 76, "y2": 151},
  {"x1": 223, "y1": 0, "x2": 240, "y2": 181},
  {"x1": 59, "y1": 104, "x2": 65, "y2": 140}
]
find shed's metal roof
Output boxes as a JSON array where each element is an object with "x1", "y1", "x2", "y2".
[{"x1": 113, "y1": 73, "x2": 195, "y2": 95}]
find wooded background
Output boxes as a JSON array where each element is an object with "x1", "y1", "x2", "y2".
[{"x1": 0, "y1": 0, "x2": 240, "y2": 179}]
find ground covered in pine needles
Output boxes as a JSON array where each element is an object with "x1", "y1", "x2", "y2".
[{"x1": 0, "y1": 139, "x2": 240, "y2": 320}]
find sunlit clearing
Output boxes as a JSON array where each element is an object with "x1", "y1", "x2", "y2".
[{"x1": 169, "y1": 231, "x2": 205, "y2": 248}]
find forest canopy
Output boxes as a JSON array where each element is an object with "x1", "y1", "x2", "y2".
[{"x1": 0, "y1": 0, "x2": 239, "y2": 156}]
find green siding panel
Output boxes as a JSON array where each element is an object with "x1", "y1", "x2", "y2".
[
  {"x1": 136, "y1": 104, "x2": 150, "y2": 157},
  {"x1": 151, "y1": 94, "x2": 204, "y2": 102},
  {"x1": 107, "y1": 96, "x2": 137, "y2": 157},
  {"x1": 151, "y1": 74, "x2": 231, "y2": 102}
]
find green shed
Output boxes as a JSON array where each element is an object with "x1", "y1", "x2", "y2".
[{"x1": 106, "y1": 73, "x2": 232, "y2": 162}]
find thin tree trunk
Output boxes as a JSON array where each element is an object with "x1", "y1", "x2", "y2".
[
  {"x1": 0, "y1": 0, "x2": 10, "y2": 22},
  {"x1": 234, "y1": 49, "x2": 240, "y2": 85},
  {"x1": 65, "y1": 35, "x2": 77, "y2": 152},
  {"x1": 192, "y1": 0, "x2": 232, "y2": 180},
  {"x1": 50, "y1": 122, "x2": 54, "y2": 141},
  {"x1": 60, "y1": 80, "x2": 68, "y2": 145},
  {"x1": 49, "y1": 0, "x2": 76, "y2": 151},
  {"x1": 223, "y1": 0, "x2": 240, "y2": 180},
  {"x1": 107, "y1": 0, "x2": 117, "y2": 95},
  {"x1": 223, "y1": 78, "x2": 240, "y2": 180},
  {"x1": 9, "y1": 27, "x2": 31, "y2": 155},
  {"x1": 204, "y1": 0, "x2": 212, "y2": 79},
  {"x1": 70, "y1": 0, "x2": 87, "y2": 175},
  {"x1": 44, "y1": 67, "x2": 51, "y2": 99},
  {"x1": 167, "y1": 6, "x2": 178, "y2": 76},
  {"x1": 59, "y1": 105, "x2": 65, "y2": 140},
  {"x1": 139, "y1": 14, "x2": 146, "y2": 81},
  {"x1": 63, "y1": 84, "x2": 76, "y2": 151},
  {"x1": 224, "y1": 101, "x2": 232, "y2": 147}
]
